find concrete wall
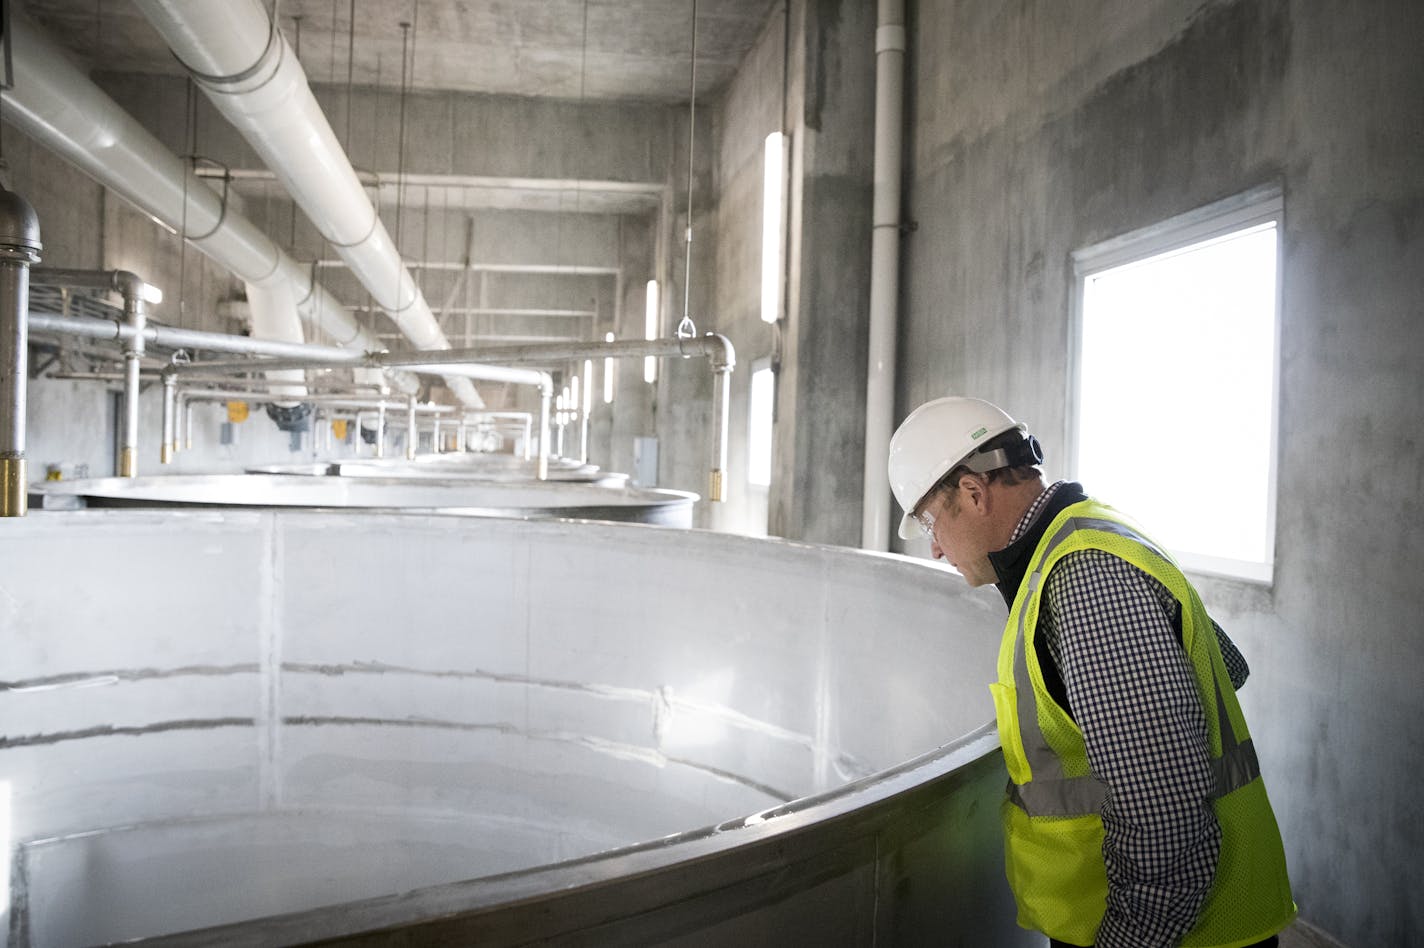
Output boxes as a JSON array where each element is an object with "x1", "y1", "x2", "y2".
[
  {"x1": 708, "y1": 2, "x2": 786, "y2": 536},
  {"x1": 899, "y1": 0, "x2": 1424, "y2": 943},
  {"x1": 767, "y1": 0, "x2": 877, "y2": 546}
]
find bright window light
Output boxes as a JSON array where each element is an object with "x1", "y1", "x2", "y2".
[
  {"x1": 603, "y1": 332, "x2": 616, "y2": 403},
  {"x1": 644, "y1": 280, "x2": 659, "y2": 384},
  {"x1": 1, "y1": 780, "x2": 9, "y2": 919},
  {"x1": 761, "y1": 131, "x2": 785, "y2": 324},
  {"x1": 570, "y1": 376, "x2": 580, "y2": 418},
  {"x1": 582, "y1": 359, "x2": 593, "y2": 414},
  {"x1": 748, "y1": 363, "x2": 774, "y2": 487},
  {"x1": 1073, "y1": 189, "x2": 1281, "y2": 582}
]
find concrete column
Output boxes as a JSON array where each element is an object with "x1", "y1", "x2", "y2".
[{"x1": 769, "y1": 0, "x2": 877, "y2": 546}]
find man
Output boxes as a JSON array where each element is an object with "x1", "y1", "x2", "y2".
[{"x1": 887, "y1": 396, "x2": 1295, "y2": 948}]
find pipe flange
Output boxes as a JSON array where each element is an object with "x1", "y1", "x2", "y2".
[{"x1": 265, "y1": 401, "x2": 312, "y2": 432}]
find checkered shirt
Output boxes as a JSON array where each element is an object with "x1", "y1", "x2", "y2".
[{"x1": 1011, "y1": 481, "x2": 1250, "y2": 948}]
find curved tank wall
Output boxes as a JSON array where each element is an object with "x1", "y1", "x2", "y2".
[
  {"x1": 0, "y1": 511, "x2": 1030, "y2": 946},
  {"x1": 249, "y1": 454, "x2": 630, "y2": 486},
  {"x1": 28, "y1": 474, "x2": 688, "y2": 525}
]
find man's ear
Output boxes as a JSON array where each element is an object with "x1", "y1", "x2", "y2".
[{"x1": 957, "y1": 472, "x2": 991, "y2": 515}]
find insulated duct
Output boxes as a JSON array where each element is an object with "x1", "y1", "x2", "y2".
[
  {"x1": 2, "y1": 7, "x2": 399, "y2": 395},
  {"x1": 135, "y1": 0, "x2": 485, "y2": 409},
  {"x1": 246, "y1": 281, "x2": 310, "y2": 405}
]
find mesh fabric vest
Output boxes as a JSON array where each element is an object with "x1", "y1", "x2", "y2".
[{"x1": 990, "y1": 498, "x2": 1295, "y2": 946}]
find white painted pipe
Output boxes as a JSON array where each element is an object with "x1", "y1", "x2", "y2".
[
  {"x1": 3, "y1": 7, "x2": 390, "y2": 392},
  {"x1": 136, "y1": 0, "x2": 484, "y2": 410},
  {"x1": 861, "y1": 0, "x2": 907, "y2": 551},
  {"x1": 245, "y1": 281, "x2": 309, "y2": 404}
]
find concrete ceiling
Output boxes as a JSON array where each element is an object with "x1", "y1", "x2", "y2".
[{"x1": 22, "y1": 0, "x2": 780, "y2": 103}]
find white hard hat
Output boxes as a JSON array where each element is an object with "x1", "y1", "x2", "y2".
[{"x1": 887, "y1": 396, "x2": 1029, "y2": 540}]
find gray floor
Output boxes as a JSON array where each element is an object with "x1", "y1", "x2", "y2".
[{"x1": 1280, "y1": 919, "x2": 1348, "y2": 948}]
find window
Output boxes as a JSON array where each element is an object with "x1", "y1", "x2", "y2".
[
  {"x1": 1071, "y1": 187, "x2": 1282, "y2": 582},
  {"x1": 644, "y1": 280, "x2": 659, "y2": 384},
  {"x1": 761, "y1": 131, "x2": 785, "y2": 324},
  {"x1": 747, "y1": 363, "x2": 774, "y2": 487}
]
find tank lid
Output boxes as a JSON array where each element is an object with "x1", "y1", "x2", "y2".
[{"x1": 0, "y1": 187, "x2": 42, "y2": 255}]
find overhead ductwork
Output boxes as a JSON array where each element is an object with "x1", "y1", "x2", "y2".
[
  {"x1": 135, "y1": 0, "x2": 485, "y2": 409},
  {"x1": 2, "y1": 7, "x2": 397, "y2": 395}
]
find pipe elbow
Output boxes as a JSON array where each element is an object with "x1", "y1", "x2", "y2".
[
  {"x1": 703, "y1": 332, "x2": 736, "y2": 372},
  {"x1": 110, "y1": 270, "x2": 162, "y2": 306}
]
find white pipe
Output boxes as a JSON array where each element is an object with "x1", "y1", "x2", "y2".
[
  {"x1": 861, "y1": 0, "x2": 906, "y2": 551},
  {"x1": 136, "y1": 0, "x2": 484, "y2": 409},
  {"x1": 3, "y1": 7, "x2": 392, "y2": 394},
  {"x1": 245, "y1": 281, "x2": 309, "y2": 403}
]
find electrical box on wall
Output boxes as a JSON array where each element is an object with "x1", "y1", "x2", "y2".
[{"x1": 633, "y1": 436, "x2": 658, "y2": 487}]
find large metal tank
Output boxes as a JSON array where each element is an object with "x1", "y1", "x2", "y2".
[
  {"x1": 0, "y1": 511, "x2": 1031, "y2": 946},
  {"x1": 249, "y1": 454, "x2": 629, "y2": 486},
  {"x1": 29, "y1": 473, "x2": 686, "y2": 525}
]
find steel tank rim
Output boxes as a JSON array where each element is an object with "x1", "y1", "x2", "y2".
[
  {"x1": 125, "y1": 723, "x2": 1001, "y2": 947},
  {"x1": 30, "y1": 473, "x2": 695, "y2": 511}
]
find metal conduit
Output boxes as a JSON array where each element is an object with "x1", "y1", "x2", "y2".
[
  {"x1": 0, "y1": 188, "x2": 42, "y2": 517},
  {"x1": 27, "y1": 313, "x2": 364, "y2": 363},
  {"x1": 135, "y1": 0, "x2": 485, "y2": 410},
  {"x1": 163, "y1": 357, "x2": 554, "y2": 479},
  {"x1": 169, "y1": 390, "x2": 456, "y2": 459},
  {"x1": 172, "y1": 335, "x2": 735, "y2": 500},
  {"x1": 33, "y1": 269, "x2": 163, "y2": 477}
]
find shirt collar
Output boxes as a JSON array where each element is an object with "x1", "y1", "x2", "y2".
[{"x1": 988, "y1": 480, "x2": 1087, "y2": 608}]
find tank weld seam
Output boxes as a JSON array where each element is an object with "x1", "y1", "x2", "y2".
[
  {"x1": 1, "y1": 717, "x2": 256, "y2": 749},
  {"x1": 280, "y1": 716, "x2": 792, "y2": 800},
  {"x1": 1, "y1": 663, "x2": 261, "y2": 693},
  {"x1": 279, "y1": 663, "x2": 875, "y2": 779},
  {"x1": 283, "y1": 661, "x2": 652, "y2": 702}
]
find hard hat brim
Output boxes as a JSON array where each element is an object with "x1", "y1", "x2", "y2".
[{"x1": 896, "y1": 511, "x2": 919, "y2": 541}]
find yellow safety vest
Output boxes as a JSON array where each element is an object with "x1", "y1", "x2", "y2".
[{"x1": 990, "y1": 498, "x2": 1296, "y2": 947}]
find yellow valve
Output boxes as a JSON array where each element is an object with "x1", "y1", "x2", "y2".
[
  {"x1": 226, "y1": 401, "x2": 250, "y2": 423},
  {"x1": 332, "y1": 418, "x2": 348, "y2": 440}
]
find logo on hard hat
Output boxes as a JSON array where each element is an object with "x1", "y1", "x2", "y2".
[{"x1": 970, "y1": 426, "x2": 988, "y2": 440}]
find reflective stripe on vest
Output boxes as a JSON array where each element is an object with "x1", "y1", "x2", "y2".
[{"x1": 1007, "y1": 515, "x2": 1258, "y2": 818}]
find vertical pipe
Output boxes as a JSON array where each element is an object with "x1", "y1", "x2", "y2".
[
  {"x1": 406, "y1": 394, "x2": 417, "y2": 460},
  {"x1": 710, "y1": 367, "x2": 730, "y2": 502},
  {"x1": 433, "y1": 416, "x2": 442, "y2": 454},
  {"x1": 523, "y1": 416, "x2": 532, "y2": 461},
  {"x1": 183, "y1": 395, "x2": 193, "y2": 450},
  {"x1": 120, "y1": 286, "x2": 146, "y2": 476},
  {"x1": 0, "y1": 188, "x2": 42, "y2": 517},
  {"x1": 536, "y1": 389, "x2": 551, "y2": 480},
  {"x1": 861, "y1": 0, "x2": 906, "y2": 550},
  {"x1": 161, "y1": 376, "x2": 177, "y2": 465},
  {"x1": 376, "y1": 403, "x2": 386, "y2": 458}
]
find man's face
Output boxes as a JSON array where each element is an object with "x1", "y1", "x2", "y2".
[{"x1": 917, "y1": 479, "x2": 999, "y2": 587}]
